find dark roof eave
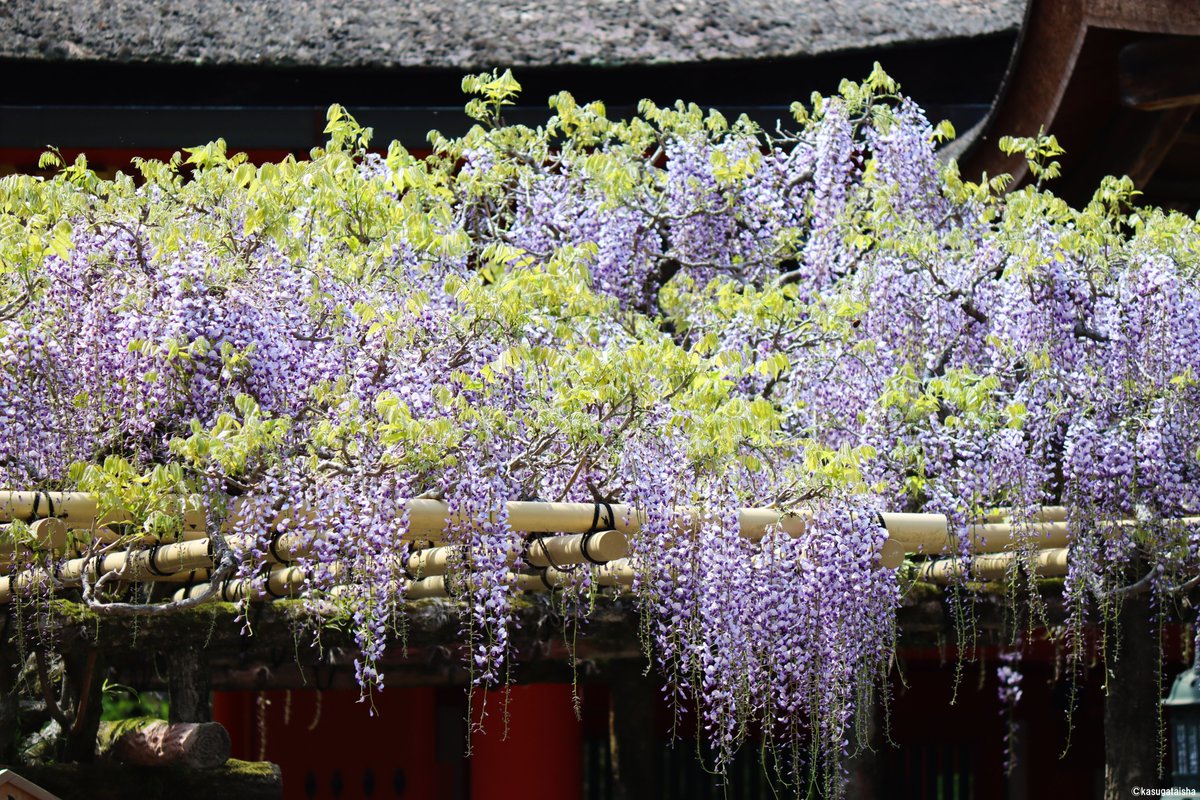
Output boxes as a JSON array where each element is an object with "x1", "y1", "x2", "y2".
[{"x1": 0, "y1": 0, "x2": 1025, "y2": 71}]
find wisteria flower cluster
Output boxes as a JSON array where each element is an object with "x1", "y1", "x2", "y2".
[
  {"x1": 997, "y1": 648, "x2": 1023, "y2": 774},
  {"x1": 3, "y1": 66, "x2": 1200, "y2": 793}
]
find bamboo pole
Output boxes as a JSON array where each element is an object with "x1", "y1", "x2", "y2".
[
  {"x1": 594, "y1": 559, "x2": 636, "y2": 587},
  {"x1": 9, "y1": 489, "x2": 1194, "y2": 550},
  {"x1": 918, "y1": 547, "x2": 1071, "y2": 584},
  {"x1": 85, "y1": 506, "x2": 207, "y2": 545},
  {"x1": 172, "y1": 566, "x2": 305, "y2": 603},
  {"x1": 2, "y1": 492, "x2": 804, "y2": 538},
  {"x1": 983, "y1": 506, "x2": 1068, "y2": 523},
  {"x1": 227, "y1": 499, "x2": 1101, "y2": 555},
  {"x1": 10, "y1": 489, "x2": 1200, "y2": 608},
  {"x1": 879, "y1": 538, "x2": 907, "y2": 570},
  {"x1": 0, "y1": 518, "x2": 69, "y2": 554},
  {"x1": 583, "y1": 537, "x2": 907, "y2": 587},
  {"x1": 524, "y1": 529, "x2": 629, "y2": 568},
  {"x1": 537, "y1": 562, "x2": 631, "y2": 589},
  {"x1": 0, "y1": 539, "x2": 214, "y2": 603},
  {"x1": 173, "y1": 569, "x2": 452, "y2": 604},
  {"x1": 247, "y1": 529, "x2": 629, "y2": 575},
  {"x1": 403, "y1": 542, "x2": 478, "y2": 577},
  {"x1": 0, "y1": 492, "x2": 207, "y2": 547},
  {"x1": 401, "y1": 499, "x2": 809, "y2": 539},
  {"x1": 0, "y1": 491, "x2": 99, "y2": 527},
  {"x1": 169, "y1": 533, "x2": 903, "y2": 607},
  {"x1": 880, "y1": 516, "x2": 1072, "y2": 555}
]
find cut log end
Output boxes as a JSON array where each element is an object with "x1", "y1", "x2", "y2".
[{"x1": 98, "y1": 719, "x2": 231, "y2": 770}]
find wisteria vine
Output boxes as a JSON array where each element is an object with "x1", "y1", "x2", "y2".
[{"x1": 2, "y1": 67, "x2": 1200, "y2": 792}]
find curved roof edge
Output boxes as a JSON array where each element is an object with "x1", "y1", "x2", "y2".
[{"x1": 0, "y1": 0, "x2": 1024, "y2": 70}]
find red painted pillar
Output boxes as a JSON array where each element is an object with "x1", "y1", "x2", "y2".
[
  {"x1": 212, "y1": 691, "x2": 255, "y2": 761},
  {"x1": 470, "y1": 684, "x2": 582, "y2": 800}
]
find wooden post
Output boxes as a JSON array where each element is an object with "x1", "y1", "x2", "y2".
[
  {"x1": 63, "y1": 648, "x2": 105, "y2": 763},
  {"x1": 168, "y1": 649, "x2": 211, "y2": 723},
  {"x1": 1104, "y1": 592, "x2": 1165, "y2": 799},
  {"x1": 0, "y1": 633, "x2": 17, "y2": 762},
  {"x1": 607, "y1": 660, "x2": 659, "y2": 800}
]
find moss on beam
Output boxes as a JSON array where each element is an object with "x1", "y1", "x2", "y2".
[{"x1": 15, "y1": 759, "x2": 281, "y2": 800}]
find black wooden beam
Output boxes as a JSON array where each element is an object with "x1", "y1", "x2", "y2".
[{"x1": 1120, "y1": 37, "x2": 1200, "y2": 111}]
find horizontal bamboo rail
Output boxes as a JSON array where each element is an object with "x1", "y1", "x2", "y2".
[
  {"x1": 0, "y1": 529, "x2": 632, "y2": 605},
  {"x1": 525, "y1": 530, "x2": 629, "y2": 568},
  {"x1": 983, "y1": 506, "x2": 1067, "y2": 523},
  {"x1": 0, "y1": 491, "x2": 207, "y2": 543},
  {"x1": 883, "y1": 518, "x2": 1070, "y2": 555},
  {"x1": 0, "y1": 491, "x2": 99, "y2": 528},
  {"x1": 0, "y1": 519, "x2": 69, "y2": 555},
  {"x1": 173, "y1": 569, "x2": 451, "y2": 603},
  {"x1": 0, "y1": 489, "x2": 1114, "y2": 554},
  {"x1": 594, "y1": 558, "x2": 635, "y2": 587},
  {"x1": 228, "y1": 500, "x2": 809, "y2": 541},
  {"x1": 177, "y1": 558, "x2": 640, "y2": 604},
  {"x1": 172, "y1": 566, "x2": 305, "y2": 603},
  {"x1": 10, "y1": 488, "x2": 1199, "y2": 608},
  {"x1": 251, "y1": 529, "x2": 629, "y2": 576},
  {"x1": 0, "y1": 538, "x2": 214, "y2": 603},
  {"x1": 918, "y1": 547, "x2": 1070, "y2": 584},
  {"x1": 232, "y1": 514, "x2": 1193, "y2": 568},
  {"x1": 262, "y1": 500, "x2": 1191, "y2": 554}
]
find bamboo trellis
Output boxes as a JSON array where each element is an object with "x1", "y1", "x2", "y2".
[{"x1": 2, "y1": 489, "x2": 1190, "y2": 606}]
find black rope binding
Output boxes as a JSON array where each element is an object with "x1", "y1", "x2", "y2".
[
  {"x1": 267, "y1": 530, "x2": 291, "y2": 565},
  {"x1": 25, "y1": 492, "x2": 58, "y2": 524},
  {"x1": 525, "y1": 532, "x2": 573, "y2": 573},
  {"x1": 589, "y1": 502, "x2": 615, "y2": 534},
  {"x1": 579, "y1": 531, "x2": 606, "y2": 565},
  {"x1": 143, "y1": 545, "x2": 171, "y2": 577},
  {"x1": 579, "y1": 501, "x2": 617, "y2": 565},
  {"x1": 262, "y1": 564, "x2": 288, "y2": 599}
]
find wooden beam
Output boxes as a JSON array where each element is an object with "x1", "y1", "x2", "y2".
[
  {"x1": 961, "y1": 0, "x2": 1200, "y2": 194},
  {"x1": 607, "y1": 660, "x2": 660, "y2": 800},
  {"x1": 15, "y1": 760, "x2": 281, "y2": 800},
  {"x1": 1120, "y1": 37, "x2": 1200, "y2": 110}
]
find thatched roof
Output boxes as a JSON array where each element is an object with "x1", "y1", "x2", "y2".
[{"x1": 1, "y1": 0, "x2": 1024, "y2": 69}]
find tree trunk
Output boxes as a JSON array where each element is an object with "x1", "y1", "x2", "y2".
[
  {"x1": 1104, "y1": 592, "x2": 1165, "y2": 800},
  {"x1": 608, "y1": 660, "x2": 659, "y2": 800},
  {"x1": 167, "y1": 648, "x2": 210, "y2": 723}
]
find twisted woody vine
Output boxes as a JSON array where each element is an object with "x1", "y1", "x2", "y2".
[{"x1": 1, "y1": 67, "x2": 1199, "y2": 794}]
